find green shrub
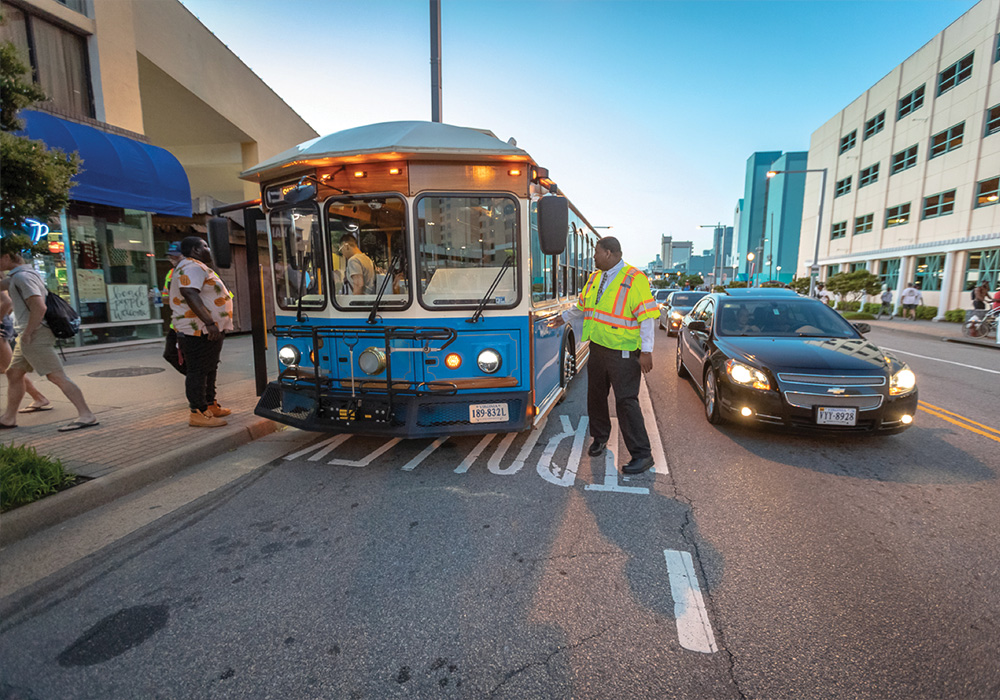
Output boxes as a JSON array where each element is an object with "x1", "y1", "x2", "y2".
[
  {"x1": 944, "y1": 309, "x2": 966, "y2": 323},
  {"x1": 0, "y1": 443, "x2": 77, "y2": 512},
  {"x1": 836, "y1": 300, "x2": 861, "y2": 312},
  {"x1": 841, "y1": 312, "x2": 876, "y2": 320},
  {"x1": 862, "y1": 302, "x2": 882, "y2": 315},
  {"x1": 915, "y1": 305, "x2": 937, "y2": 320}
]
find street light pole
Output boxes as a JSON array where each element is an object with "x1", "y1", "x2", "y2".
[
  {"x1": 699, "y1": 223, "x2": 726, "y2": 287},
  {"x1": 766, "y1": 168, "x2": 828, "y2": 296}
]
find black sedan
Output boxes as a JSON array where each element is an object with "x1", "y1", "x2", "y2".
[
  {"x1": 675, "y1": 290, "x2": 918, "y2": 434},
  {"x1": 660, "y1": 290, "x2": 708, "y2": 335}
]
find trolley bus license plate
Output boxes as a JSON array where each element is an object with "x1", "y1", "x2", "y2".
[
  {"x1": 817, "y1": 407, "x2": 856, "y2": 426},
  {"x1": 470, "y1": 403, "x2": 509, "y2": 424}
]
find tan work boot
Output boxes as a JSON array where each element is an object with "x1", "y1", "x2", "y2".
[
  {"x1": 189, "y1": 409, "x2": 227, "y2": 427},
  {"x1": 206, "y1": 402, "x2": 232, "y2": 417}
]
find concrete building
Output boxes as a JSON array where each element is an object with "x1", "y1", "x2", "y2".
[
  {"x1": 1, "y1": 0, "x2": 316, "y2": 346},
  {"x1": 671, "y1": 240, "x2": 693, "y2": 269},
  {"x1": 737, "y1": 151, "x2": 782, "y2": 279},
  {"x1": 661, "y1": 235, "x2": 673, "y2": 269},
  {"x1": 762, "y1": 152, "x2": 809, "y2": 284},
  {"x1": 798, "y1": 0, "x2": 1000, "y2": 316}
]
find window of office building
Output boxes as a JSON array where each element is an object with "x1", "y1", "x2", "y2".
[
  {"x1": 859, "y1": 163, "x2": 879, "y2": 188},
  {"x1": 929, "y1": 122, "x2": 964, "y2": 159},
  {"x1": 835, "y1": 176, "x2": 852, "y2": 197},
  {"x1": 864, "y1": 111, "x2": 885, "y2": 140},
  {"x1": 854, "y1": 214, "x2": 874, "y2": 235},
  {"x1": 0, "y1": 2, "x2": 93, "y2": 118},
  {"x1": 986, "y1": 104, "x2": 1000, "y2": 137},
  {"x1": 850, "y1": 263, "x2": 867, "y2": 273},
  {"x1": 914, "y1": 254, "x2": 945, "y2": 291},
  {"x1": 831, "y1": 221, "x2": 847, "y2": 240},
  {"x1": 937, "y1": 51, "x2": 974, "y2": 96},
  {"x1": 922, "y1": 189, "x2": 956, "y2": 219},
  {"x1": 891, "y1": 145, "x2": 918, "y2": 174},
  {"x1": 885, "y1": 203, "x2": 911, "y2": 227},
  {"x1": 964, "y1": 248, "x2": 1000, "y2": 289},
  {"x1": 897, "y1": 84, "x2": 925, "y2": 120},
  {"x1": 839, "y1": 130, "x2": 857, "y2": 154},
  {"x1": 976, "y1": 177, "x2": 1000, "y2": 207}
]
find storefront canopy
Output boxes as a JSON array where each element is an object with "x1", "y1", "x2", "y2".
[{"x1": 17, "y1": 110, "x2": 191, "y2": 217}]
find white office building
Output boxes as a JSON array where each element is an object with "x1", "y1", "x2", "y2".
[{"x1": 798, "y1": 0, "x2": 1000, "y2": 316}]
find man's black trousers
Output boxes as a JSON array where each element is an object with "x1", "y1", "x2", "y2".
[
  {"x1": 177, "y1": 333, "x2": 224, "y2": 412},
  {"x1": 586, "y1": 342, "x2": 651, "y2": 460}
]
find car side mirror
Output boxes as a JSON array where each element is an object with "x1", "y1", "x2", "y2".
[
  {"x1": 687, "y1": 319, "x2": 707, "y2": 333},
  {"x1": 852, "y1": 322, "x2": 871, "y2": 335}
]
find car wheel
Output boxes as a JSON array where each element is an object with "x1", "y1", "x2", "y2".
[
  {"x1": 703, "y1": 367, "x2": 724, "y2": 424},
  {"x1": 675, "y1": 341, "x2": 689, "y2": 378},
  {"x1": 559, "y1": 332, "x2": 576, "y2": 388}
]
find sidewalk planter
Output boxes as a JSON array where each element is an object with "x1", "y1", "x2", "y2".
[{"x1": 0, "y1": 443, "x2": 80, "y2": 512}]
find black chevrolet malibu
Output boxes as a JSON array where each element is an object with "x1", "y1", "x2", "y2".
[{"x1": 676, "y1": 289, "x2": 918, "y2": 434}]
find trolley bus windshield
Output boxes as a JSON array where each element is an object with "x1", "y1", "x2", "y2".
[
  {"x1": 417, "y1": 195, "x2": 518, "y2": 308},
  {"x1": 270, "y1": 205, "x2": 325, "y2": 311}
]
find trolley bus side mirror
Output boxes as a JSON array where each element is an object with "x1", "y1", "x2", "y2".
[
  {"x1": 284, "y1": 182, "x2": 316, "y2": 205},
  {"x1": 207, "y1": 217, "x2": 233, "y2": 269},
  {"x1": 538, "y1": 196, "x2": 568, "y2": 255}
]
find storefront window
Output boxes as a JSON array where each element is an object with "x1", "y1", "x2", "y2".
[{"x1": 66, "y1": 202, "x2": 160, "y2": 345}]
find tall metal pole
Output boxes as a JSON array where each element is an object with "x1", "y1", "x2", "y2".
[
  {"x1": 809, "y1": 170, "x2": 828, "y2": 299},
  {"x1": 758, "y1": 173, "x2": 772, "y2": 288},
  {"x1": 430, "y1": 0, "x2": 443, "y2": 123}
]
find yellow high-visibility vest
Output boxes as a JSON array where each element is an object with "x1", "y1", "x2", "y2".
[{"x1": 576, "y1": 264, "x2": 659, "y2": 351}]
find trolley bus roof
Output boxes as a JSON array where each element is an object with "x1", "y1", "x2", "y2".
[{"x1": 240, "y1": 121, "x2": 531, "y2": 181}]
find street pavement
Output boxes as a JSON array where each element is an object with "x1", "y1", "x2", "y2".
[{"x1": 0, "y1": 317, "x2": 995, "y2": 547}]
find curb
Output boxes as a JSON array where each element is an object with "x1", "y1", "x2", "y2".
[
  {"x1": 943, "y1": 336, "x2": 1000, "y2": 349},
  {"x1": 0, "y1": 417, "x2": 279, "y2": 547}
]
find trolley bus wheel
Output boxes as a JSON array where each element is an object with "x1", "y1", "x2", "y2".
[{"x1": 560, "y1": 332, "x2": 577, "y2": 390}]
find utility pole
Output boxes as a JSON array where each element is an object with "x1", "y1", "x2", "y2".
[{"x1": 430, "y1": 0, "x2": 443, "y2": 122}]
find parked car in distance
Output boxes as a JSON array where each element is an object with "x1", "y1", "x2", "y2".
[
  {"x1": 660, "y1": 290, "x2": 709, "y2": 335},
  {"x1": 675, "y1": 289, "x2": 917, "y2": 434}
]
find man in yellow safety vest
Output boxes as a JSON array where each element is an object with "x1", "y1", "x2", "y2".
[{"x1": 554, "y1": 236, "x2": 659, "y2": 474}]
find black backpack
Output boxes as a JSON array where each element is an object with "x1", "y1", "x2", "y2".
[
  {"x1": 10, "y1": 270, "x2": 81, "y2": 339},
  {"x1": 971, "y1": 288, "x2": 977, "y2": 302}
]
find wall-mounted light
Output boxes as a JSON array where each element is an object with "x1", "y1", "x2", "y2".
[
  {"x1": 354, "y1": 170, "x2": 367, "y2": 178},
  {"x1": 389, "y1": 168, "x2": 401, "y2": 175},
  {"x1": 508, "y1": 169, "x2": 521, "y2": 176}
]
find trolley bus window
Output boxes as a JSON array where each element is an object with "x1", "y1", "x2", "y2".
[
  {"x1": 269, "y1": 205, "x2": 325, "y2": 310},
  {"x1": 417, "y1": 195, "x2": 518, "y2": 308},
  {"x1": 327, "y1": 195, "x2": 409, "y2": 310}
]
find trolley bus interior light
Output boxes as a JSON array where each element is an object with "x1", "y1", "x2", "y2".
[{"x1": 445, "y1": 353, "x2": 462, "y2": 370}]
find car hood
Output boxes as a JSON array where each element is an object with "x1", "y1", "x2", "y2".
[{"x1": 715, "y1": 336, "x2": 891, "y2": 372}]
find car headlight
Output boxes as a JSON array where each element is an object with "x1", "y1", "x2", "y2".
[
  {"x1": 671, "y1": 311, "x2": 683, "y2": 320},
  {"x1": 726, "y1": 359, "x2": 770, "y2": 390},
  {"x1": 359, "y1": 347, "x2": 387, "y2": 375},
  {"x1": 890, "y1": 366, "x2": 916, "y2": 395},
  {"x1": 278, "y1": 345, "x2": 300, "y2": 367},
  {"x1": 477, "y1": 348, "x2": 502, "y2": 374}
]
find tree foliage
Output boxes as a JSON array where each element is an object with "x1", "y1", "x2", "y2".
[
  {"x1": 825, "y1": 270, "x2": 882, "y2": 303},
  {"x1": 789, "y1": 276, "x2": 811, "y2": 295},
  {"x1": 0, "y1": 28, "x2": 79, "y2": 231}
]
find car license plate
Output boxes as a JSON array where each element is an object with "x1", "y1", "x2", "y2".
[
  {"x1": 470, "y1": 403, "x2": 509, "y2": 424},
  {"x1": 816, "y1": 406, "x2": 857, "y2": 426}
]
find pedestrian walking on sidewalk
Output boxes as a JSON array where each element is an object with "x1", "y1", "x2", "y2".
[
  {"x1": 900, "y1": 282, "x2": 922, "y2": 320},
  {"x1": 0, "y1": 236, "x2": 98, "y2": 432},
  {"x1": 1, "y1": 288, "x2": 51, "y2": 412},
  {"x1": 169, "y1": 236, "x2": 233, "y2": 427},
  {"x1": 876, "y1": 286, "x2": 894, "y2": 320}
]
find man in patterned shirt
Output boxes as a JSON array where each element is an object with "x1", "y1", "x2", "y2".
[{"x1": 169, "y1": 237, "x2": 234, "y2": 427}]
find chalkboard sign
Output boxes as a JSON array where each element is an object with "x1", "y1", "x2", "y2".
[{"x1": 107, "y1": 284, "x2": 151, "y2": 323}]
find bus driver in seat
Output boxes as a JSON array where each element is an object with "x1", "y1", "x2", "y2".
[{"x1": 339, "y1": 234, "x2": 375, "y2": 295}]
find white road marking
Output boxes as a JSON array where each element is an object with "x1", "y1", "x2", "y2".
[
  {"x1": 882, "y1": 346, "x2": 1000, "y2": 375},
  {"x1": 283, "y1": 434, "x2": 349, "y2": 461},
  {"x1": 454, "y1": 434, "x2": 496, "y2": 473},
  {"x1": 487, "y1": 432, "x2": 519, "y2": 474},
  {"x1": 328, "y1": 438, "x2": 402, "y2": 467},
  {"x1": 307, "y1": 434, "x2": 352, "y2": 461},
  {"x1": 401, "y1": 437, "x2": 448, "y2": 471},
  {"x1": 639, "y1": 376, "x2": 669, "y2": 474},
  {"x1": 494, "y1": 416, "x2": 548, "y2": 475},
  {"x1": 663, "y1": 549, "x2": 718, "y2": 653},
  {"x1": 585, "y1": 418, "x2": 649, "y2": 494},
  {"x1": 537, "y1": 415, "x2": 586, "y2": 487}
]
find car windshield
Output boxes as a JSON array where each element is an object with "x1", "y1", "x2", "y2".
[
  {"x1": 717, "y1": 299, "x2": 859, "y2": 338},
  {"x1": 654, "y1": 290, "x2": 671, "y2": 302},
  {"x1": 417, "y1": 195, "x2": 518, "y2": 308},
  {"x1": 671, "y1": 292, "x2": 707, "y2": 306}
]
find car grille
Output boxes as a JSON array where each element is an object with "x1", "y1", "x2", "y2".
[
  {"x1": 777, "y1": 373, "x2": 885, "y2": 386},
  {"x1": 783, "y1": 392, "x2": 883, "y2": 410}
]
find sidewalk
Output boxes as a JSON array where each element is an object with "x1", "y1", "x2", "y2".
[
  {"x1": 862, "y1": 316, "x2": 1000, "y2": 349},
  {"x1": 0, "y1": 334, "x2": 282, "y2": 545}
]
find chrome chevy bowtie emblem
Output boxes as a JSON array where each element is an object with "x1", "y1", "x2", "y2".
[{"x1": 827, "y1": 387, "x2": 847, "y2": 395}]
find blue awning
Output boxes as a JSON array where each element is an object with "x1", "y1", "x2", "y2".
[{"x1": 17, "y1": 110, "x2": 191, "y2": 217}]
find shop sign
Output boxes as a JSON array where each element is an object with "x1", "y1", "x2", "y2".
[{"x1": 107, "y1": 284, "x2": 150, "y2": 322}]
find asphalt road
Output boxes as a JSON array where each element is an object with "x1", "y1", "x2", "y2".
[{"x1": 1, "y1": 329, "x2": 997, "y2": 699}]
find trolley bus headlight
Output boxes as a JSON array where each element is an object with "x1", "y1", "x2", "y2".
[
  {"x1": 477, "y1": 349, "x2": 502, "y2": 374},
  {"x1": 278, "y1": 345, "x2": 300, "y2": 367},
  {"x1": 359, "y1": 347, "x2": 387, "y2": 375}
]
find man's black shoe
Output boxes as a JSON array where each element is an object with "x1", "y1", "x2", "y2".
[
  {"x1": 587, "y1": 440, "x2": 606, "y2": 457},
  {"x1": 621, "y1": 455, "x2": 654, "y2": 474}
]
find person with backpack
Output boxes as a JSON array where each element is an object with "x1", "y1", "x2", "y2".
[
  {"x1": 876, "y1": 286, "x2": 894, "y2": 320},
  {"x1": 0, "y1": 235, "x2": 98, "y2": 431},
  {"x1": 972, "y1": 281, "x2": 990, "y2": 311}
]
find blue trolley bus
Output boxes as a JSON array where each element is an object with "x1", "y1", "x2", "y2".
[{"x1": 239, "y1": 121, "x2": 599, "y2": 437}]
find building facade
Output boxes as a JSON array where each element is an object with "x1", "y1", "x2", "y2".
[
  {"x1": 737, "y1": 151, "x2": 782, "y2": 279},
  {"x1": 1, "y1": 0, "x2": 316, "y2": 346},
  {"x1": 762, "y1": 152, "x2": 809, "y2": 285},
  {"x1": 797, "y1": 0, "x2": 1000, "y2": 315}
]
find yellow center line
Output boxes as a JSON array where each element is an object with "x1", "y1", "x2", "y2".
[
  {"x1": 917, "y1": 404, "x2": 1000, "y2": 443},
  {"x1": 918, "y1": 400, "x2": 1000, "y2": 436}
]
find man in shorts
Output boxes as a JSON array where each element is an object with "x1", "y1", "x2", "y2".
[
  {"x1": 899, "y1": 282, "x2": 923, "y2": 321},
  {"x1": 0, "y1": 236, "x2": 98, "y2": 431},
  {"x1": 0, "y1": 288, "x2": 50, "y2": 411}
]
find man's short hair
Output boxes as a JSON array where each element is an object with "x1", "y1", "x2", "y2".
[
  {"x1": 596, "y1": 236, "x2": 621, "y2": 256},
  {"x1": 339, "y1": 234, "x2": 358, "y2": 248},
  {"x1": 180, "y1": 236, "x2": 205, "y2": 258}
]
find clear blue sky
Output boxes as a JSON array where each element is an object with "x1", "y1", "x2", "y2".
[{"x1": 179, "y1": 0, "x2": 978, "y2": 265}]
